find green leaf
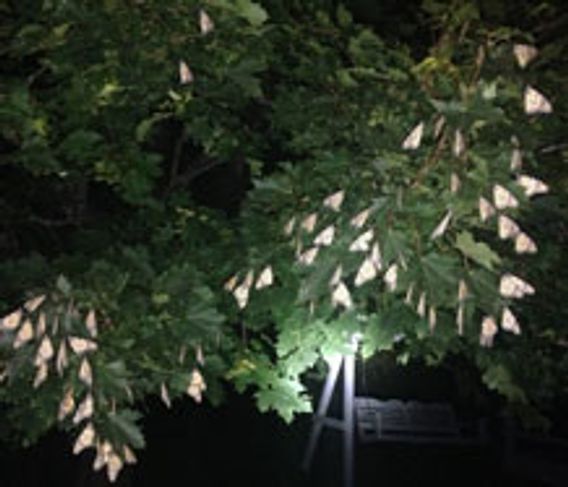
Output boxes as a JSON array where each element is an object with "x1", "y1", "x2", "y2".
[
  {"x1": 455, "y1": 231, "x2": 501, "y2": 270},
  {"x1": 235, "y1": 0, "x2": 268, "y2": 27},
  {"x1": 107, "y1": 409, "x2": 146, "y2": 448}
]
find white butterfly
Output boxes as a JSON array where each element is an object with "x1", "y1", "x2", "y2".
[
  {"x1": 417, "y1": 292, "x2": 426, "y2": 318},
  {"x1": 331, "y1": 282, "x2": 353, "y2": 309},
  {"x1": 73, "y1": 393, "x2": 94, "y2": 424},
  {"x1": 79, "y1": 358, "x2": 93, "y2": 388},
  {"x1": 187, "y1": 368, "x2": 206, "y2": 403},
  {"x1": 498, "y1": 215, "x2": 520, "y2": 240},
  {"x1": 34, "y1": 336, "x2": 54, "y2": 366},
  {"x1": 354, "y1": 257, "x2": 377, "y2": 287},
  {"x1": 24, "y1": 295, "x2": 46, "y2": 313},
  {"x1": 510, "y1": 148, "x2": 523, "y2": 172},
  {"x1": 36, "y1": 312, "x2": 47, "y2": 336},
  {"x1": 458, "y1": 279, "x2": 468, "y2": 302},
  {"x1": 480, "y1": 316, "x2": 498, "y2": 347},
  {"x1": 0, "y1": 309, "x2": 21, "y2": 331},
  {"x1": 350, "y1": 207, "x2": 371, "y2": 229},
  {"x1": 370, "y1": 242, "x2": 383, "y2": 271},
  {"x1": 85, "y1": 310, "x2": 97, "y2": 338},
  {"x1": 453, "y1": 129, "x2": 465, "y2": 157},
  {"x1": 402, "y1": 122, "x2": 424, "y2": 150},
  {"x1": 515, "y1": 232, "x2": 537, "y2": 254},
  {"x1": 456, "y1": 304, "x2": 464, "y2": 335},
  {"x1": 404, "y1": 283, "x2": 415, "y2": 305},
  {"x1": 301, "y1": 213, "x2": 318, "y2": 233},
  {"x1": 501, "y1": 307, "x2": 521, "y2": 335},
  {"x1": 283, "y1": 217, "x2": 296, "y2": 236},
  {"x1": 524, "y1": 86, "x2": 552, "y2": 114},
  {"x1": 179, "y1": 60, "x2": 194, "y2": 84},
  {"x1": 107, "y1": 452, "x2": 124, "y2": 483},
  {"x1": 297, "y1": 246, "x2": 319, "y2": 266},
  {"x1": 93, "y1": 441, "x2": 112, "y2": 471},
  {"x1": 233, "y1": 270, "x2": 254, "y2": 309},
  {"x1": 479, "y1": 197, "x2": 496, "y2": 223},
  {"x1": 58, "y1": 388, "x2": 75, "y2": 421},
  {"x1": 499, "y1": 273, "x2": 535, "y2": 299},
  {"x1": 199, "y1": 9, "x2": 214, "y2": 34},
  {"x1": 13, "y1": 319, "x2": 34, "y2": 349},
  {"x1": 255, "y1": 266, "x2": 274, "y2": 289},
  {"x1": 73, "y1": 423, "x2": 96, "y2": 455},
  {"x1": 223, "y1": 274, "x2": 238, "y2": 292},
  {"x1": 160, "y1": 382, "x2": 172, "y2": 409},
  {"x1": 68, "y1": 336, "x2": 98, "y2": 355},
  {"x1": 493, "y1": 184, "x2": 519, "y2": 210},
  {"x1": 329, "y1": 265, "x2": 343, "y2": 287},
  {"x1": 384, "y1": 264, "x2": 398, "y2": 292},
  {"x1": 430, "y1": 210, "x2": 452, "y2": 240},
  {"x1": 517, "y1": 175, "x2": 549, "y2": 197},
  {"x1": 314, "y1": 225, "x2": 335, "y2": 247},
  {"x1": 33, "y1": 362, "x2": 48, "y2": 389},
  {"x1": 450, "y1": 173, "x2": 461, "y2": 194},
  {"x1": 123, "y1": 445, "x2": 137, "y2": 465},
  {"x1": 349, "y1": 229, "x2": 374, "y2": 252},
  {"x1": 323, "y1": 190, "x2": 345, "y2": 212},
  {"x1": 56, "y1": 340, "x2": 69, "y2": 376},
  {"x1": 513, "y1": 44, "x2": 538, "y2": 69}
]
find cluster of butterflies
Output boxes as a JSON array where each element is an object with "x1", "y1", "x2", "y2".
[
  {"x1": 0, "y1": 297, "x2": 135, "y2": 483},
  {"x1": 179, "y1": 9, "x2": 214, "y2": 84}
]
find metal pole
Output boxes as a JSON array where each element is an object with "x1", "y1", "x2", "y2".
[
  {"x1": 343, "y1": 352, "x2": 355, "y2": 487},
  {"x1": 302, "y1": 355, "x2": 343, "y2": 471}
]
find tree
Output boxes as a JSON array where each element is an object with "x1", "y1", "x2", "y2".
[{"x1": 1, "y1": 0, "x2": 567, "y2": 482}]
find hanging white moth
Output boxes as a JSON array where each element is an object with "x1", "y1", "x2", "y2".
[
  {"x1": 329, "y1": 265, "x2": 343, "y2": 288},
  {"x1": 233, "y1": 270, "x2": 254, "y2": 309},
  {"x1": 301, "y1": 213, "x2": 318, "y2": 233},
  {"x1": 85, "y1": 310, "x2": 97, "y2": 338},
  {"x1": 384, "y1": 264, "x2": 398, "y2": 292},
  {"x1": 56, "y1": 340, "x2": 69, "y2": 376},
  {"x1": 515, "y1": 232, "x2": 537, "y2": 254},
  {"x1": 354, "y1": 257, "x2": 377, "y2": 287},
  {"x1": 73, "y1": 393, "x2": 94, "y2": 424},
  {"x1": 33, "y1": 362, "x2": 48, "y2": 388},
  {"x1": 479, "y1": 197, "x2": 496, "y2": 223},
  {"x1": 223, "y1": 274, "x2": 238, "y2": 292},
  {"x1": 195, "y1": 344, "x2": 205, "y2": 366},
  {"x1": 370, "y1": 242, "x2": 383, "y2": 271},
  {"x1": 13, "y1": 319, "x2": 34, "y2": 349},
  {"x1": 297, "y1": 246, "x2": 319, "y2": 266},
  {"x1": 428, "y1": 307, "x2": 437, "y2": 332},
  {"x1": 499, "y1": 273, "x2": 535, "y2": 299},
  {"x1": 404, "y1": 283, "x2": 415, "y2": 306},
  {"x1": 458, "y1": 279, "x2": 468, "y2": 302},
  {"x1": 331, "y1": 282, "x2": 353, "y2": 309},
  {"x1": 160, "y1": 382, "x2": 172, "y2": 409},
  {"x1": 402, "y1": 122, "x2": 424, "y2": 150},
  {"x1": 93, "y1": 441, "x2": 113, "y2": 471},
  {"x1": 517, "y1": 175, "x2": 549, "y2": 197},
  {"x1": 456, "y1": 304, "x2": 464, "y2": 335},
  {"x1": 107, "y1": 452, "x2": 124, "y2": 483},
  {"x1": 24, "y1": 295, "x2": 46, "y2": 313},
  {"x1": 283, "y1": 216, "x2": 296, "y2": 236},
  {"x1": 493, "y1": 184, "x2": 519, "y2": 210},
  {"x1": 510, "y1": 148, "x2": 523, "y2": 172},
  {"x1": 187, "y1": 368, "x2": 206, "y2": 403},
  {"x1": 179, "y1": 60, "x2": 194, "y2": 84},
  {"x1": 524, "y1": 86, "x2": 552, "y2": 114},
  {"x1": 502, "y1": 307, "x2": 521, "y2": 335},
  {"x1": 35, "y1": 312, "x2": 47, "y2": 336},
  {"x1": 498, "y1": 215, "x2": 520, "y2": 240},
  {"x1": 430, "y1": 210, "x2": 452, "y2": 240},
  {"x1": 199, "y1": 9, "x2": 214, "y2": 34},
  {"x1": 79, "y1": 358, "x2": 93, "y2": 388},
  {"x1": 0, "y1": 309, "x2": 21, "y2": 331},
  {"x1": 323, "y1": 190, "x2": 345, "y2": 212},
  {"x1": 453, "y1": 129, "x2": 465, "y2": 157},
  {"x1": 68, "y1": 336, "x2": 98, "y2": 355},
  {"x1": 73, "y1": 423, "x2": 96, "y2": 455},
  {"x1": 350, "y1": 208, "x2": 371, "y2": 229},
  {"x1": 513, "y1": 44, "x2": 538, "y2": 69},
  {"x1": 58, "y1": 388, "x2": 75, "y2": 421},
  {"x1": 450, "y1": 173, "x2": 461, "y2": 194},
  {"x1": 35, "y1": 336, "x2": 54, "y2": 366},
  {"x1": 123, "y1": 445, "x2": 137, "y2": 465},
  {"x1": 417, "y1": 292, "x2": 426, "y2": 318},
  {"x1": 480, "y1": 316, "x2": 498, "y2": 347},
  {"x1": 434, "y1": 116, "x2": 446, "y2": 139},
  {"x1": 349, "y1": 229, "x2": 374, "y2": 252},
  {"x1": 255, "y1": 266, "x2": 274, "y2": 290},
  {"x1": 314, "y1": 225, "x2": 335, "y2": 247}
]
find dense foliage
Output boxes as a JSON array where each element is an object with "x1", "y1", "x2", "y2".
[{"x1": 1, "y1": 0, "x2": 567, "y2": 482}]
